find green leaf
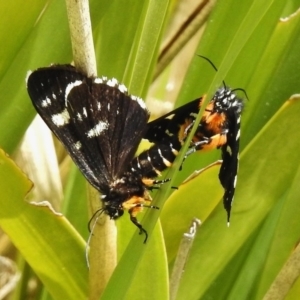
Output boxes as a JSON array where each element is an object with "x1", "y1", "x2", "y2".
[
  {"x1": 97, "y1": 1, "x2": 171, "y2": 297},
  {"x1": 171, "y1": 97, "x2": 300, "y2": 299},
  {"x1": 242, "y1": 7, "x2": 300, "y2": 144},
  {"x1": 62, "y1": 163, "x2": 89, "y2": 239},
  {"x1": 0, "y1": 149, "x2": 88, "y2": 299},
  {"x1": 0, "y1": 0, "x2": 72, "y2": 153},
  {"x1": 2, "y1": 0, "x2": 300, "y2": 299},
  {"x1": 161, "y1": 162, "x2": 223, "y2": 262},
  {"x1": 159, "y1": 1, "x2": 300, "y2": 299}
]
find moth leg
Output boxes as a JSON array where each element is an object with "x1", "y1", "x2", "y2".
[
  {"x1": 128, "y1": 203, "x2": 159, "y2": 243},
  {"x1": 151, "y1": 178, "x2": 178, "y2": 190},
  {"x1": 142, "y1": 177, "x2": 171, "y2": 191},
  {"x1": 128, "y1": 209, "x2": 148, "y2": 243},
  {"x1": 152, "y1": 178, "x2": 171, "y2": 185},
  {"x1": 180, "y1": 131, "x2": 227, "y2": 170},
  {"x1": 179, "y1": 139, "x2": 210, "y2": 170},
  {"x1": 123, "y1": 196, "x2": 159, "y2": 243}
]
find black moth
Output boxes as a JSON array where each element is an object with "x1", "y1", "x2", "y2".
[
  {"x1": 26, "y1": 64, "x2": 161, "y2": 242},
  {"x1": 132, "y1": 87, "x2": 244, "y2": 223}
]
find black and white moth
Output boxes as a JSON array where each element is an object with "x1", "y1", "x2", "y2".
[
  {"x1": 26, "y1": 64, "x2": 160, "y2": 241},
  {"x1": 132, "y1": 86, "x2": 244, "y2": 224}
]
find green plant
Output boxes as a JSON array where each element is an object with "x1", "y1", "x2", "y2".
[{"x1": 1, "y1": 0, "x2": 300, "y2": 299}]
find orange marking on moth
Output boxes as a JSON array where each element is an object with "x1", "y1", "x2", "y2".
[
  {"x1": 200, "y1": 101, "x2": 227, "y2": 136},
  {"x1": 202, "y1": 133, "x2": 227, "y2": 150},
  {"x1": 142, "y1": 178, "x2": 157, "y2": 186},
  {"x1": 178, "y1": 118, "x2": 193, "y2": 142},
  {"x1": 122, "y1": 196, "x2": 151, "y2": 217}
]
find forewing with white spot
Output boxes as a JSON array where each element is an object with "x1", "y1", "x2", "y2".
[
  {"x1": 219, "y1": 102, "x2": 242, "y2": 222},
  {"x1": 27, "y1": 64, "x2": 150, "y2": 191}
]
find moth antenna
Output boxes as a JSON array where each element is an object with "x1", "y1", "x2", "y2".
[
  {"x1": 88, "y1": 208, "x2": 104, "y2": 232},
  {"x1": 85, "y1": 208, "x2": 105, "y2": 268},
  {"x1": 197, "y1": 55, "x2": 226, "y2": 88},
  {"x1": 232, "y1": 88, "x2": 249, "y2": 101}
]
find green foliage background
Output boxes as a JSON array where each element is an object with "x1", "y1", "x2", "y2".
[{"x1": 0, "y1": 0, "x2": 300, "y2": 299}]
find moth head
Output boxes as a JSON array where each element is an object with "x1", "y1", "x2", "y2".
[{"x1": 104, "y1": 204, "x2": 124, "y2": 219}]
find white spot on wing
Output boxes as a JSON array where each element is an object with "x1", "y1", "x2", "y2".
[
  {"x1": 94, "y1": 76, "x2": 147, "y2": 111},
  {"x1": 77, "y1": 112, "x2": 82, "y2": 121},
  {"x1": 83, "y1": 107, "x2": 87, "y2": 117},
  {"x1": 118, "y1": 84, "x2": 127, "y2": 93},
  {"x1": 233, "y1": 175, "x2": 237, "y2": 188},
  {"x1": 106, "y1": 78, "x2": 118, "y2": 87},
  {"x1": 236, "y1": 129, "x2": 240, "y2": 141},
  {"x1": 226, "y1": 145, "x2": 232, "y2": 156},
  {"x1": 74, "y1": 141, "x2": 82, "y2": 150},
  {"x1": 65, "y1": 80, "x2": 82, "y2": 104},
  {"x1": 41, "y1": 97, "x2": 51, "y2": 107},
  {"x1": 52, "y1": 109, "x2": 70, "y2": 126},
  {"x1": 131, "y1": 95, "x2": 146, "y2": 110},
  {"x1": 87, "y1": 121, "x2": 109, "y2": 138},
  {"x1": 94, "y1": 77, "x2": 104, "y2": 84}
]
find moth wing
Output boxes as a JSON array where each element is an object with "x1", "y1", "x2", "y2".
[
  {"x1": 219, "y1": 111, "x2": 241, "y2": 221},
  {"x1": 144, "y1": 98, "x2": 201, "y2": 142},
  {"x1": 67, "y1": 80, "x2": 150, "y2": 179},
  {"x1": 27, "y1": 65, "x2": 149, "y2": 192}
]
